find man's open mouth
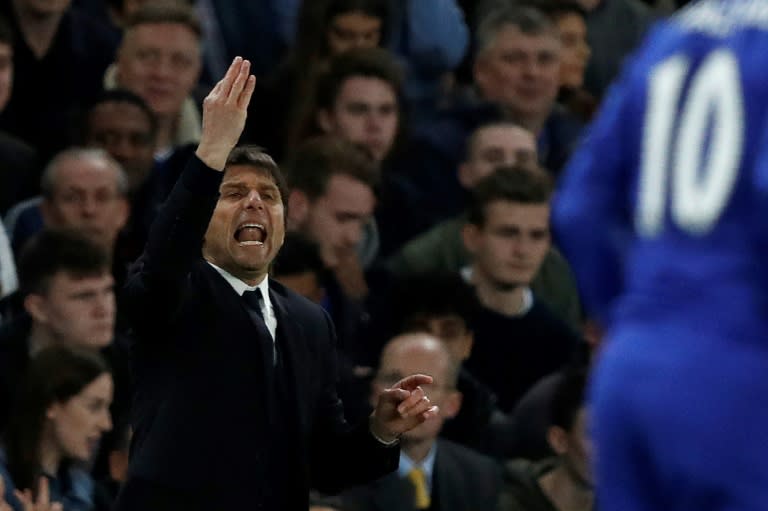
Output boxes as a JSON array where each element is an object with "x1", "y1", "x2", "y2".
[{"x1": 235, "y1": 223, "x2": 266, "y2": 245}]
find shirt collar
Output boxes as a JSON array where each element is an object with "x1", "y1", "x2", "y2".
[
  {"x1": 460, "y1": 266, "x2": 534, "y2": 316},
  {"x1": 398, "y1": 444, "x2": 438, "y2": 491},
  {"x1": 207, "y1": 261, "x2": 271, "y2": 303}
]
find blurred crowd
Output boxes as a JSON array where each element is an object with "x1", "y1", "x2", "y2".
[{"x1": 0, "y1": 0, "x2": 677, "y2": 509}]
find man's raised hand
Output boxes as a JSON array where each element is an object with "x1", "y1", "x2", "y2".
[{"x1": 195, "y1": 56, "x2": 256, "y2": 171}]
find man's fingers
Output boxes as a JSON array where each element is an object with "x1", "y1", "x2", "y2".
[
  {"x1": 37, "y1": 476, "x2": 50, "y2": 506},
  {"x1": 422, "y1": 405, "x2": 440, "y2": 420},
  {"x1": 219, "y1": 56, "x2": 243, "y2": 98},
  {"x1": 238, "y1": 75, "x2": 256, "y2": 110},
  {"x1": 227, "y1": 59, "x2": 251, "y2": 105},
  {"x1": 381, "y1": 387, "x2": 410, "y2": 404},
  {"x1": 399, "y1": 393, "x2": 433, "y2": 418},
  {"x1": 13, "y1": 490, "x2": 29, "y2": 508},
  {"x1": 392, "y1": 374, "x2": 433, "y2": 391},
  {"x1": 396, "y1": 386, "x2": 425, "y2": 415},
  {"x1": 51, "y1": 503, "x2": 63, "y2": 511}
]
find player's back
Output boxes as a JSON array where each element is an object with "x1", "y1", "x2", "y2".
[{"x1": 555, "y1": 0, "x2": 768, "y2": 346}]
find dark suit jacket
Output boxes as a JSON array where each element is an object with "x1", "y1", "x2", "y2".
[
  {"x1": 339, "y1": 439, "x2": 502, "y2": 511},
  {"x1": 116, "y1": 157, "x2": 398, "y2": 510}
]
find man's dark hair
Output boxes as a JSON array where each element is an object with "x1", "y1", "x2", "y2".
[
  {"x1": 525, "y1": 0, "x2": 588, "y2": 21},
  {"x1": 549, "y1": 366, "x2": 588, "y2": 431},
  {"x1": 315, "y1": 47, "x2": 403, "y2": 112},
  {"x1": 271, "y1": 232, "x2": 325, "y2": 279},
  {"x1": 467, "y1": 165, "x2": 553, "y2": 227},
  {"x1": 226, "y1": 145, "x2": 289, "y2": 211},
  {"x1": 124, "y1": 0, "x2": 202, "y2": 38},
  {"x1": 17, "y1": 229, "x2": 111, "y2": 297},
  {"x1": 0, "y1": 15, "x2": 12, "y2": 45},
  {"x1": 391, "y1": 272, "x2": 477, "y2": 334},
  {"x1": 475, "y1": 5, "x2": 557, "y2": 56},
  {"x1": 80, "y1": 88, "x2": 158, "y2": 144},
  {"x1": 284, "y1": 135, "x2": 380, "y2": 200}
]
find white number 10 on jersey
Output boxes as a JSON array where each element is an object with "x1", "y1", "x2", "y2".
[{"x1": 636, "y1": 49, "x2": 744, "y2": 237}]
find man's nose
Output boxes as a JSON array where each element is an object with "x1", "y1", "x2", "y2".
[{"x1": 245, "y1": 190, "x2": 266, "y2": 207}]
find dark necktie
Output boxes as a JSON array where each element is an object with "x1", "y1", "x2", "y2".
[
  {"x1": 242, "y1": 289, "x2": 276, "y2": 366},
  {"x1": 242, "y1": 289, "x2": 265, "y2": 322}
]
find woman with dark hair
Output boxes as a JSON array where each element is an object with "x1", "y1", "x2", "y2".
[
  {"x1": 0, "y1": 346, "x2": 113, "y2": 511},
  {"x1": 246, "y1": 0, "x2": 389, "y2": 162}
]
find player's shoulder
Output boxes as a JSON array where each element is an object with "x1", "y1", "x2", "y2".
[{"x1": 643, "y1": 0, "x2": 768, "y2": 56}]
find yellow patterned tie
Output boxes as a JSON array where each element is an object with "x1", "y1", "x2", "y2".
[{"x1": 407, "y1": 467, "x2": 430, "y2": 509}]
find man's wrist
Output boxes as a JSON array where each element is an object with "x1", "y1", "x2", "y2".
[
  {"x1": 369, "y1": 415, "x2": 400, "y2": 446},
  {"x1": 195, "y1": 144, "x2": 232, "y2": 171}
]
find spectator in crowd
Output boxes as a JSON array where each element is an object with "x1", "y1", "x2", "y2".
[
  {"x1": 274, "y1": 0, "x2": 469, "y2": 120},
  {"x1": 476, "y1": 0, "x2": 652, "y2": 100},
  {"x1": 301, "y1": 46, "x2": 417, "y2": 258},
  {"x1": 79, "y1": 89, "x2": 162, "y2": 269},
  {"x1": 5, "y1": 149, "x2": 130, "y2": 283},
  {"x1": 116, "y1": 57, "x2": 438, "y2": 510},
  {"x1": 0, "y1": 345, "x2": 113, "y2": 511},
  {"x1": 300, "y1": 46, "x2": 402, "y2": 164},
  {"x1": 285, "y1": 136, "x2": 381, "y2": 419},
  {"x1": 577, "y1": 0, "x2": 653, "y2": 99},
  {"x1": 331, "y1": 333, "x2": 502, "y2": 511},
  {"x1": 385, "y1": 272, "x2": 520, "y2": 458},
  {"x1": 109, "y1": 1, "x2": 203, "y2": 159},
  {"x1": 0, "y1": 0, "x2": 118, "y2": 160},
  {"x1": 460, "y1": 167, "x2": 584, "y2": 411},
  {"x1": 398, "y1": 4, "x2": 582, "y2": 227},
  {"x1": 0, "y1": 15, "x2": 38, "y2": 219},
  {"x1": 389, "y1": 123, "x2": 582, "y2": 329},
  {"x1": 532, "y1": 0, "x2": 596, "y2": 122},
  {"x1": 500, "y1": 367, "x2": 593, "y2": 511},
  {"x1": 7, "y1": 89, "x2": 164, "y2": 294},
  {"x1": 285, "y1": 135, "x2": 379, "y2": 340},
  {"x1": 271, "y1": 231, "x2": 326, "y2": 305},
  {"x1": 7, "y1": 149, "x2": 129, "y2": 271},
  {"x1": 0, "y1": 230, "x2": 129, "y2": 443},
  {"x1": 247, "y1": 0, "x2": 390, "y2": 162}
]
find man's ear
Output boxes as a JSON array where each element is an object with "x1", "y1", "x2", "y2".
[
  {"x1": 287, "y1": 190, "x2": 310, "y2": 229},
  {"x1": 546, "y1": 425, "x2": 569, "y2": 456},
  {"x1": 473, "y1": 56, "x2": 490, "y2": 94},
  {"x1": 115, "y1": 197, "x2": 130, "y2": 232},
  {"x1": 24, "y1": 293, "x2": 48, "y2": 324},
  {"x1": 458, "y1": 331, "x2": 474, "y2": 361},
  {"x1": 441, "y1": 390, "x2": 463, "y2": 419},
  {"x1": 317, "y1": 109, "x2": 334, "y2": 134},
  {"x1": 40, "y1": 199, "x2": 55, "y2": 227},
  {"x1": 457, "y1": 162, "x2": 474, "y2": 190}
]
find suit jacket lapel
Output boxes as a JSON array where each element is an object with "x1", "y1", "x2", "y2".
[{"x1": 434, "y1": 442, "x2": 463, "y2": 511}]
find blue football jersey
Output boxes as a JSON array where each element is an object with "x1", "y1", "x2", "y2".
[{"x1": 554, "y1": 0, "x2": 768, "y2": 345}]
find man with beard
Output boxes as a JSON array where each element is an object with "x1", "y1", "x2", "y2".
[{"x1": 459, "y1": 166, "x2": 585, "y2": 412}]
